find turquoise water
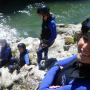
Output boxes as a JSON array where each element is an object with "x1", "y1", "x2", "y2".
[{"x1": 0, "y1": 0, "x2": 90, "y2": 38}]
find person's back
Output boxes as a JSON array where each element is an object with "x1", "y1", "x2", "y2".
[
  {"x1": 0, "y1": 39, "x2": 12, "y2": 68},
  {"x1": 1, "y1": 45, "x2": 12, "y2": 61}
]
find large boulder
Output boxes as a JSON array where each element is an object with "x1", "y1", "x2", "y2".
[
  {"x1": 0, "y1": 65, "x2": 45, "y2": 90},
  {"x1": 57, "y1": 24, "x2": 81, "y2": 36}
]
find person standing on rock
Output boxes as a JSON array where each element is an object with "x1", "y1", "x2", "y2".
[
  {"x1": 37, "y1": 5, "x2": 57, "y2": 69},
  {"x1": 17, "y1": 43, "x2": 31, "y2": 67}
]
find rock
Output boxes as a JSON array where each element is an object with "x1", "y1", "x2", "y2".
[
  {"x1": 64, "y1": 45, "x2": 71, "y2": 51},
  {"x1": 0, "y1": 65, "x2": 46, "y2": 90},
  {"x1": 30, "y1": 52, "x2": 37, "y2": 65},
  {"x1": 1, "y1": 67, "x2": 14, "y2": 88},
  {"x1": 19, "y1": 37, "x2": 40, "y2": 52},
  {"x1": 68, "y1": 44, "x2": 77, "y2": 54},
  {"x1": 57, "y1": 24, "x2": 81, "y2": 36},
  {"x1": 48, "y1": 35, "x2": 65, "y2": 59},
  {"x1": 56, "y1": 24, "x2": 66, "y2": 28}
]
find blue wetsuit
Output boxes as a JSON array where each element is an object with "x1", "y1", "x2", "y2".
[
  {"x1": 38, "y1": 54, "x2": 90, "y2": 90},
  {"x1": 0, "y1": 45, "x2": 12, "y2": 68}
]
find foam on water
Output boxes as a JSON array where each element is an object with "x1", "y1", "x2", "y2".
[
  {"x1": 0, "y1": 13, "x2": 21, "y2": 44},
  {"x1": 0, "y1": 23, "x2": 19, "y2": 43},
  {"x1": 18, "y1": 4, "x2": 33, "y2": 16},
  {"x1": 18, "y1": 10, "x2": 31, "y2": 16}
]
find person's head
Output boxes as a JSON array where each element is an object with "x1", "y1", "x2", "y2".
[
  {"x1": 17, "y1": 43, "x2": 26, "y2": 53},
  {"x1": 0, "y1": 39, "x2": 7, "y2": 49},
  {"x1": 37, "y1": 5, "x2": 50, "y2": 21},
  {"x1": 77, "y1": 17, "x2": 90, "y2": 64}
]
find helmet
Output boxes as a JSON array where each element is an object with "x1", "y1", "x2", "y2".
[
  {"x1": 17, "y1": 43, "x2": 26, "y2": 49},
  {"x1": 37, "y1": 5, "x2": 50, "y2": 15},
  {"x1": 81, "y1": 17, "x2": 90, "y2": 34}
]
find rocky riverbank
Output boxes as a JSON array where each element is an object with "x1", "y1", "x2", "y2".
[{"x1": 0, "y1": 23, "x2": 81, "y2": 90}]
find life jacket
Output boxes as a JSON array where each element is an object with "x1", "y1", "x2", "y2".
[
  {"x1": 53, "y1": 59, "x2": 77, "y2": 85},
  {"x1": 41, "y1": 14, "x2": 56, "y2": 40},
  {"x1": 54, "y1": 60, "x2": 90, "y2": 86},
  {"x1": 19, "y1": 50, "x2": 30, "y2": 67},
  {"x1": 71, "y1": 62, "x2": 90, "y2": 79}
]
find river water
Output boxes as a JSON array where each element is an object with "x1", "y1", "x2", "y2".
[{"x1": 0, "y1": 0, "x2": 90, "y2": 38}]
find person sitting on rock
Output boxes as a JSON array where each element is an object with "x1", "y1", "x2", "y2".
[
  {"x1": 17, "y1": 43, "x2": 31, "y2": 67},
  {"x1": 0, "y1": 39, "x2": 12, "y2": 68},
  {"x1": 38, "y1": 17, "x2": 90, "y2": 90},
  {"x1": 0, "y1": 39, "x2": 19, "y2": 73},
  {"x1": 37, "y1": 5, "x2": 57, "y2": 69}
]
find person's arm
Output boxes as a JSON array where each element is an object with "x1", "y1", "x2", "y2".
[
  {"x1": 24, "y1": 54, "x2": 30, "y2": 65},
  {"x1": 56, "y1": 54, "x2": 77, "y2": 67},
  {"x1": 38, "y1": 65, "x2": 60, "y2": 90},
  {"x1": 38, "y1": 65, "x2": 72, "y2": 90},
  {"x1": 38, "y1": 55, "x2": 77, "y2": 90},
  {"x1": 48, "y1": 20, "x2": 57, "y2": 43}
]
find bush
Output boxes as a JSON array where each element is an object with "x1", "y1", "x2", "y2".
[{"x1": 65, "y1": 36, "x2": 75, "y2": 45}]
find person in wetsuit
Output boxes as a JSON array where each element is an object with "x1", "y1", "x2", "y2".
[
  {"x1": 0, "y1": 39, "x2": 18, "y2": 73},
  {"x1": 17, "y1": 43, "x2": 31, "y2": 67},
  {"x1": 38, "y1": 17, "x2": 90, "y2": 90},
  {"x1": 0, "y1": 39, "x2": 12, "y2": 68},
  {"x1": 37, "y1": 5, "x2": 57, "y2": 69}
]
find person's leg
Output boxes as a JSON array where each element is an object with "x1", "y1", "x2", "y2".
[
  {"x1": 37, "y1": 46, "x2": 44, "y2": 64},
  {"x1": 43, "y1": 41, "x2": 54, "y2": 61},
  {"x1": 8, "y1": 57, "x2": 15, "y2": 73},
  {"x1": 44, "y1": 47, "x2": 48, "y2": 60},
  {"x1": 8, "y1": 57, "x2": 20, "y2": 73}
]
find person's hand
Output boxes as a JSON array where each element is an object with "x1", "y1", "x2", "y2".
[
  {"x1": 49, "y1": 85, "x2": 61, "y2": 89},
  {"x1": 40, "y1": 40, "x2": 43, "y2": 44},
  {"x1": 42, "y1": 43, "x2": 48, "y2": 48},
  {"x1": 40, "y1": 40, "x2": 48, "y2": 48},
  {"x1": 40, "y1": 43, "x2": 48, "y2": 48}
]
